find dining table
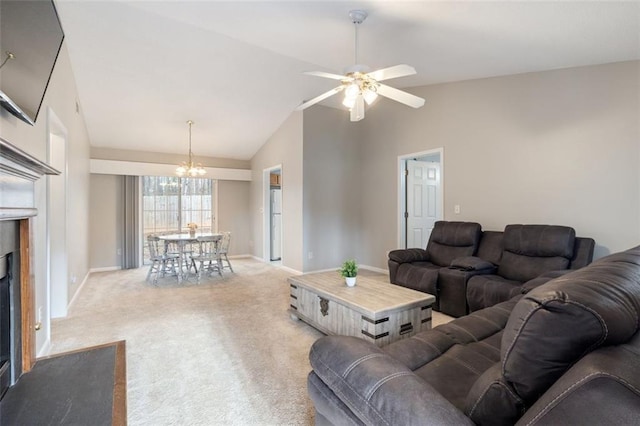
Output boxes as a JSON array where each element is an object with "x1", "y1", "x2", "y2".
[{"x1": 158, "y1": 232, "x2": 222, "y2": 282}]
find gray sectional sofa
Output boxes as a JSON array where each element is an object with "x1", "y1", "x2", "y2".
[
  {"x1": 388, "y1": 221, "x2": 595, "y2": 317},
  {"x1": 308, "y1": 245, "x2": 640, "y2": 425}
]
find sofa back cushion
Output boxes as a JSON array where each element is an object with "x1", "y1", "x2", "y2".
[
  {"x1": 569, "y1": 237, "x2": 596, "y2": 269},
  {"x1": 497, "y1": 225, "x2": 575, "y2": 282},
  {"x1": 476, "y1": 231, "x2": 504, "y2": 266},
  {"x1": 500, "y1": 246, "x2": 640, "y2": 406},
  {"x1": 426, "y1": 221, "x2": 482, "y2": 267}
]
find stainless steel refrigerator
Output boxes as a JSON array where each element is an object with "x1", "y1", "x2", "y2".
[{"x1": 270, "y1": 189, "x2": 282, "y2": 261}]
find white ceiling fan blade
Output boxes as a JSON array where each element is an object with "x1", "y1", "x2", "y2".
[
  {"x1": 303, "y1": 71, "x2": 350, "y2": 81},
  {"x1": 366, "y1": 64, "x2": 416, "y2": 82},
  {"x1": 350, "y1": 95, "x2": 365, "y2": 122},
  {"x1": 376, "y1": 84, "x2": 425, "y2": 108},
  {"x1": 296, "y1": 86, "x2": 343, "y2": 111}
]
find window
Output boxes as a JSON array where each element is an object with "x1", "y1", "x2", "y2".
[
  {"x1": 142, "y1": 176, "x2": 215, "y2": 260},
  {"x1": 180, "y1": 178, "x2": 214, "y2": 233}
]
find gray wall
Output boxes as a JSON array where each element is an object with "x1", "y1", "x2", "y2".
[
  {"x1": 256, "y1": 61, "x2": 639, "y2": 273},
  {"x1": 89, "y1": 175, "x2": 123, "y2": 269},
  {"x1": 0, "y1": 43, "x2": 91, "y2": 354},
  {"x1": 250, "y1": 112, "x2": 304, "y2": 272},
  {"x1": 359, "y1": 60, "x2": 640, "y2": 267},
  {"x1": 218, "y1": 180, "x2": 251, "y2": 256},
  {"x1": 303, "y1": 106, "x2": 363, "y2": 271}
]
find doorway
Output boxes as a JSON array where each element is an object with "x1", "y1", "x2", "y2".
[
  {"x1": 398, "y1": 148, "x2": 443, "y2": 249},
  {"x1": 263, "y1": 165, "x2": 283, "y2": 264}
]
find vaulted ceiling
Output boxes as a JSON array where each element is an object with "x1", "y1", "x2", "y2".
[{"x1": 55, "y1": 1, "x2": 640, "y2": 160}]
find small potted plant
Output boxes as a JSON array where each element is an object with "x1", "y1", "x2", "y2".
[
  {"x1": 339, "y1": 259, "x2": 358, "y2": 287},
  {"x1": 187, "y1": 222, "x2": 198, "y2": 237}
]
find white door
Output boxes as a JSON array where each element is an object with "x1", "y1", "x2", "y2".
[{"x1": 406, "y1": 160, "x2": 440, "y2": 248}]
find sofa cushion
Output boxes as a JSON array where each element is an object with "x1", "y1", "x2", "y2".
[
  {"x1": 384, "y1": 299, "x2": 518, "y2": 411},
  {"x1": 385, "y1": 298, "x2": 516, "y2": 370},
  {"x1": 476, "y1": 231, "x2": 504, "y2": 266},
  {"x1": 569, "y1": 237, "x2": 596, "y2": 269},
  {"x1": 427, "y1": 221, "x2": 482, "y2": 267},
  {"x1": 309, "y1": 336, "x2": 475, "y2": 426},
  {"x1": 393, "y1": 262, "x2": 440, "y2": 302},
  {"x1": 500, "y1": 246, "x2": 640, "y2": 405},
  {"x1": 498, "y1": 225, "x2": 576, "y2": 282},
  {"x1": 466, "y1": 275, "x2": 523, "y2": 312}
]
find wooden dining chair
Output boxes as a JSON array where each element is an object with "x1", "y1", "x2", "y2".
[
  {"x1": 219, "y1": 232, "x2": 234, "y2": 273},
  {"x1": 146, "y1": 235, "x2": 179, "y2": 284},
  {"x1": 190, "y1": 235, "x2": 223, "y2": 282}
]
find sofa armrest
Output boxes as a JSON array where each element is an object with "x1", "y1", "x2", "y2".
[
  {"x1": 516, "y1": 334, "x2": 640, "y2": 425},
  {"x1": 388, "y1": 248, "x2": 429, "y2": 264},
  {"x1": 449, "y1": 256, "x2": 496, "y2": 272},
  {"x1": 309, "y1": 336, "x2": 474, "y2": 426},
  {"x1": 438, "y1": 266, "x2": 495, "y2": 317}
]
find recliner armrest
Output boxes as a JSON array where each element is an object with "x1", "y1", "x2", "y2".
[
  {"x1": 449, "y1": 256, "x2": 496, "y2": 272},
  {"x1": 388, "y1": 248, "x2": 429, "y2": 264},
  {"x1": 309, "y1": 336, "x2": 473, "y2": 426}
]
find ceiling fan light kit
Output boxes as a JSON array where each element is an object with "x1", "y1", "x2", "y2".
[
  {"x1": 297, "y1": 10, "x2": 425, "y2": 122},
  {"x1": 176, "y1": 120, "x2": 206, "y2": 177}
]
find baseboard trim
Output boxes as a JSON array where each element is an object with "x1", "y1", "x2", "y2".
[
  {"x1": 304, "y1": 265, "x2": 389, "y2": 275},
  {"x1": 228, "y1": 254, "x2": 253, "y2": 259},
  {"x1": 305, "y1": 267, "x2": 339, "y2": 274},
  {"x1": 276, "y1": 264, "x2": 302, "y2": 275},
  {"x1": 251, "y1": 256, "x2": 303, "y2": 275},
  {"x1": 360, "y1": 264, "x2": 389, "y2": 275},
  {"x1": 37, "y1": 338, "x2": 52, "y2": 358},
  {"x1": 89, "y1": 266, "x2": 121, "y2": 273},
  {"x1": 67, "y1": 271, "x2": 90, "y2": 313}
]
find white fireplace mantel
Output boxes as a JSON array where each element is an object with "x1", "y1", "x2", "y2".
[{"x1": 0, "y1": 137, "x2": 60, "y2": 220}]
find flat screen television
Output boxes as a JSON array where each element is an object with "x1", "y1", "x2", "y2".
[{"x1": 0, "y1": 0, "x2": 65, "y2": 126}]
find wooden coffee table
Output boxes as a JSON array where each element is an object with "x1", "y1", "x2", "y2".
[{"x1": 288, "y1": 272, "x2": 435, "y2": 347}]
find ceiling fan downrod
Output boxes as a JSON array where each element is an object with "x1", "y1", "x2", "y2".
[{"x1": 349, "y1": 10, "x2": 368, "y2": 67}]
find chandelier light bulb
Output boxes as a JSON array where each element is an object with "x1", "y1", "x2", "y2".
[
  {"x1": 363, "y1": 89, "x2": 378, "y2": 105},
  {"x1": 345, "y1": 82, "x2": 360, "y2": 99},
  {"x1": 342, "y1": 96, "x2": 357, "y2": 109}
]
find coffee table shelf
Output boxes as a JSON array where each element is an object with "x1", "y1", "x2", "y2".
[{"x1": 288, "y1": 272, "x2": 435, "y2": 347}]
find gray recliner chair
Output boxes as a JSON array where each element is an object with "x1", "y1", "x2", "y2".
[
  {"x1": 388, "y1": 221, "x2": 482, "y2": 310},
  {"x1": 465, "y1": 224, "x2": 582, "y2": 312}
]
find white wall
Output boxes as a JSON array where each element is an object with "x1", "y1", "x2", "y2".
[
  {"x1": 250, "y1": 112, "x2": 304, "y2": 272},
  {"x1": 0, "y1": 43, "x2": 91, "y2": 354},
  {"x1": 359, "y1": 60, "x2": 640, "y2": 267}
]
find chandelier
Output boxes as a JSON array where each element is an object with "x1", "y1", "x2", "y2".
[{"x1": 176, "y1": 120, "x2": 206, "y2": 177}]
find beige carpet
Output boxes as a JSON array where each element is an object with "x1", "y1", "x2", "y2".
[{"x1": 50, "y1": 259, "x2": 452, "y2": 425}]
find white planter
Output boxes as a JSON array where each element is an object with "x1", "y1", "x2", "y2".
[{"x1": 345, "y1": 276, "x2": 357, "y2": 287}]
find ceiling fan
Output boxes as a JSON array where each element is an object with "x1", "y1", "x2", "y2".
[{"x1": 296, "y1": 10, "x2": 425, "y2": 122}]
